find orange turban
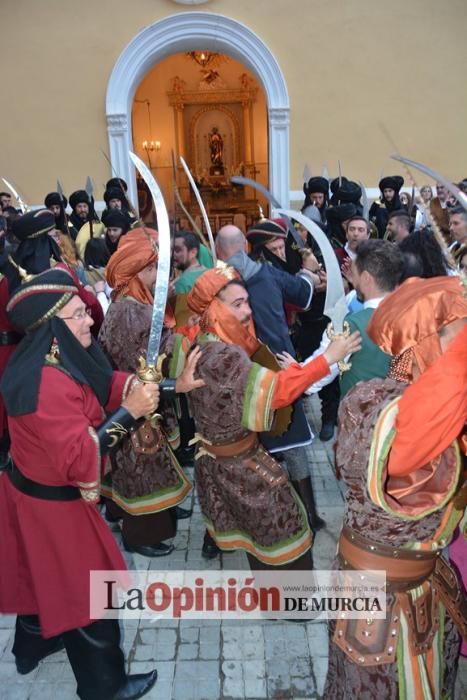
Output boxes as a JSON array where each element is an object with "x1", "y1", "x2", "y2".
[
  {"x1": 106, "y1": 227, "x2": 157, "y2": 305},
  {"x1": 368, "y1": 276, "x2": 467, "y2": 375},
  {"x1": 187, "y1": 265, "x2": 240, "y2": 315},
  {"x1": 187, "y1": 265, "x2": 260, "y2": 356}
]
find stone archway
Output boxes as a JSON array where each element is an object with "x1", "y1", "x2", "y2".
[{"x1": 106, "y1": 12, "x2": 290, "y2": 211}]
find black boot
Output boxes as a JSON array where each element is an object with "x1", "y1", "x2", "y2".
[
  {"x1": 292, "y1": 478, "x2": 326, "y2": 532},
  {"x1": 12, "y1": 615, "x2": 64, "y2": 674},
  {"x1": 62, "y1": 619, "x2": 157, "y2": 700},
  {"x1": 202, "y1": 530, "x2": 220, "y2": 559}
]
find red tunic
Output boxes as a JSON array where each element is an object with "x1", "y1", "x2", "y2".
[{"x1": 0, "y1": 366, "x2": 133, "y2": 638}]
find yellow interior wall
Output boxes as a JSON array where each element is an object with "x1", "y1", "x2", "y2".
[
  {"x1": 1, "y1": 0, "x2": 466, "y2": 205},
  {"x1": 131, "y1": 54, "x2": 268, "y2": 208}
]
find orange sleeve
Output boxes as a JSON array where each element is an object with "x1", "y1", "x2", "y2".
[
  {"x1": 388, "y1": 326, "x2": 467, "y2": 476},
  {"x1": 271, "y1": 354, "x2": 330, "y2": 409}
]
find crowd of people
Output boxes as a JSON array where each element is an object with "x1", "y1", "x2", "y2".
[{"x1": 0, "y1": 170, "x2": 465, "y2": 700}]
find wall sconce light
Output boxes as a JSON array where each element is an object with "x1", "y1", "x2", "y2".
[
  {"x1": 142, "y1": 140, "x2": 161, "y2": 170},
  {"x1": 142, "y1": 140, "x2": 161, "y2": 152}
]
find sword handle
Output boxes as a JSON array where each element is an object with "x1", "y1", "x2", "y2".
[{"x1": 136, "y1": 355, "x2": 165, "y2": 420}]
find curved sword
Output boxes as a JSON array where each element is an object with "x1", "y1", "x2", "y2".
[
  {"x1": 276, "y1": 208, "x2": 347, "y2": 332},
  {"x1": 230, "y1": 175, "x2": 305, "y2": 249},
  {"x1": 391, "y1": 155, "x2": 467, "y2": 212},
  {"x1": 129, "y1": 151, "x2": 171, "y2": 369},
  {"x1": 180, "y1": 156, "x2": 217, "y2": 264},
  {"x1": 1, "y1": 178, "x2": 29, "y2": 214}
]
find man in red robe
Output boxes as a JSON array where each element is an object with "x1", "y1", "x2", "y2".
[{"x1": 0, "y1": 268, "x2": 162, "y2": 699}]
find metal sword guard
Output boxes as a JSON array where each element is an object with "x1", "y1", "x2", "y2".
[{"x1": 326, "y1": 320, "x2": 353, "y2": 374}]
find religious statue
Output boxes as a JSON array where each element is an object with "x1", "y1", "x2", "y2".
[{"x1": 209, "y1": 127, "x2": 223, "y2": 167}]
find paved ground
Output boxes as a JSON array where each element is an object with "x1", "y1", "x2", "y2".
[{"x1": 0, "y1": 395, "x2": 465, "y2": 699}]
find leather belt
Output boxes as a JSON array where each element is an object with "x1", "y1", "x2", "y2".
[
  {"x1": 196, "y1": 432, "x2": 258, "y2": 458},
  {"x1": 6, "y1": 459, "x2": 81, "y2": 501},
  {"x1": 338, "y1": 525, "x2": 437, "y2": 590},
  {"x1": 0, "y1": 330, "x2": 21, "y2": 346}
]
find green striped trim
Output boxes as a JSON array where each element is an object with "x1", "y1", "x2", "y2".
[
  {"x1": 100, "y1": 474, "x2": 191, "y2": 514},
  {"x1": 168, "y1": 333, "x2": 189, "y2": 379},
  {"x1": 204, "y1": 491, "x2": 312, "y2": 565},
  {"x1": 368, "y1": 398, "x2": 462, "y2": 522},
  {"x1": 241, "y1": 363, "x2": 275, "y2": 432}
]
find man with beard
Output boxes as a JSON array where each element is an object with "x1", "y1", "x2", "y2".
[
  {"x1": 173, "y1": 231, "x2": 208, "y2": 294},
  {"x1": 185, "y1": 266, "x2": 361, "y2": 566},
  {"x1": 369, "y1": 175, "x2": 404, "y2": 238},
  {"x1": 215, "y1": 223, "x2": 329, "y2": 532},
  {"x1": 44, "y1": 191, "x2": 77, "y2": 239},
  {"x1": 302, "y1": 176, "x2": 329, "y2": 226},
  {"x1": 98, "y1": 228, "x2": 203, "y2": 557},
  {"x1": 68, "y1": 190, "x2": 95, "y2": 236}
]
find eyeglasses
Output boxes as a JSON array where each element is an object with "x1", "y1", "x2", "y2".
[{"x1": 59, "y1": 307, "x2": 92, "y2": 321}]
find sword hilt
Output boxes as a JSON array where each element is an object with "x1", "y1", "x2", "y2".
[{"x1": 136, "y1": 355, "x2": 165, "y2": 421}]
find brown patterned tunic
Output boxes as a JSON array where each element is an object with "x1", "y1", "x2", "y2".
[
  {"x1": 324, "y1": 378, "x2": 462, "y2": 700},
  {"x1": 189, "y1": 338, "x2": 312, "y2": 566},
  {"x1": 97, "y1": 297, "x2": 191, "y2": 514}
]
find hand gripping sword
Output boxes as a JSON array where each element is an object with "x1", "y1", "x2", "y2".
[{"x1": 128, "y1": 152, "x2": 172, "y2": 385}]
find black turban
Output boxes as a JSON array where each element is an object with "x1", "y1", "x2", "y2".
[
  {"x1": 379, "y1": 176, "x2": 404, "y2": 193},
  {"x1": 1, "y1": 268, "x2": 113, "y2": 416},
  {"x1": 101, "y1": 209, "x2": 131, "y2": 232},
  {"x1": 326, "y1": 203, "x2": 357, "y2": 223},
  {"x1": 304, "y1": 177, "x2": 329, "y2": 196},
  {"x1": 9, "y1": 209, "x2": 61, "y2": 278},
  {"x1": 69, "y1": 190, "x2": 90, "y2": 210},
  {"x1": 104, "y1": 188, "x2": 125, "y2": 206},
  {"x1": 106, "y1": 177, "x2": 128, "y2": 192},
  {"x1": 12, "y1": 209, "x2": 55, "y2": 242},
  {"x1": 44, "y1": 192, "x2": 68, "y2": 209},
  {"x1": 335, "y1": 180, "x2": 362, "y2": 204}
]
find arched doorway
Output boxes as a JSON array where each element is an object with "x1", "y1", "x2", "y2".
[
  {"x1": 106, "y1": 12, "x2": 290, "y2": 213},
  {"x1": 131, "y1": 52, "x2": 269, "y2": 230}
]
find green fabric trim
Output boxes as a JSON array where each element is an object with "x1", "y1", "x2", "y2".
[
  {"x1": 241, "y1": 363, "x2": 275, "y2": 432},
  {"x1": 168, "y1": 333, "x2": 187, "y2": 379},
  {"x1": 368, "y1": 398, "x2": 462, "y2": 523},
  {"x1": 204, "y1": 491, "x2": 310, "y2": 557}
]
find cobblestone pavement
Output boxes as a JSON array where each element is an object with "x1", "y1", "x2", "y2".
[{"x1": 0, "y1": 396, "x2": 465, "y2": 699}]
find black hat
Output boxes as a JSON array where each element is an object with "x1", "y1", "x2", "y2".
[
  {"x1": 12, "y1": 209, "x2": 56, "y2": 242},
  {"x1": 330, "y1": 176, "x2": 348, "y2": 194},
  {"x1": 103, "y1": 188, "x2": 125, "y2": 206},
  {"x1": 44, "y1": 192, "x2": 68, "y2": 209},
  {"x1": 2, "y1": 267, "x2": 113, "y2": 418},
  {"x1": 7, "y1": 268, "x2": 77, "y2": 333},
  {"x1": 379, "y1": 176, "x2": 404, "y2": 193},
  {"x1": 101, "y1": 209, "x2": 131, "y2": 232},
  {"x1": 335, "y1": 180, "x2": 362, "y2": 204},
  {"x1": 247, "y1": 218, "x2": 287, "y2": 249},
  {"x1": 304, "y1": 177, "x2": 329, "y2": 196},
  {"x1": 69, "y1": 190, "x2": 90, "y2": 210},
  {"x1": 326, "y1": 203, "x2": 357, "y2": 223},
  {"x1": 106, "y1": 177, "x2": 128, "y2": 193},
  {"x1": 84, "y1": 238, "x2": 111, "y2": 268}
]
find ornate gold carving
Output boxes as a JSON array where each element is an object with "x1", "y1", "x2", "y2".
[
  {"x1": 105, "y1": 422, "x2": 129, "y2": 449},
  {"x1": 326, "y1": 320, "x2": 353, "y2": 374}
]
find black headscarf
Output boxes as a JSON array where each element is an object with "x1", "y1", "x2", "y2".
[{"x1": 1, "y1": 269, "x2": 113, "y2": 416}]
